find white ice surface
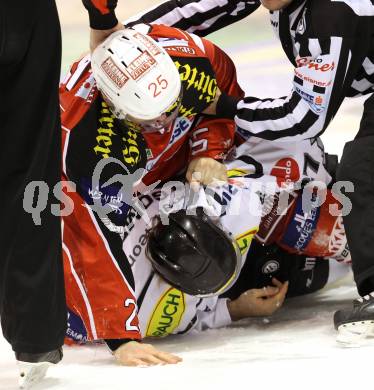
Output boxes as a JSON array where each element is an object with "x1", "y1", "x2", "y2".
[
  {"x1": 2, "y1": 11, "x2": 373, "y2": 390},
  {"x1": 2, "y1": 277, "x2": 374, "y2": 390}
]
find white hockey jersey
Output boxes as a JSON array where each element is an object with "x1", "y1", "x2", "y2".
[
  {"x1": 122, "y1": 135, "x2": 334, "y2": 338},
  {"x1": 123, "y1": 172, "x2": 265, "y2": 337}
]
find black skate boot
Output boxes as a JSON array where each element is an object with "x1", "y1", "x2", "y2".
[
  {"x1": 334, "y1": 292, "x2": 374, "y2": 346},
  {"x1": 16, "y1": 348, "x2": 63, "y2": 389}
]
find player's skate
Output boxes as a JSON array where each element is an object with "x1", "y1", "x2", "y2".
[
  {"x1": 16, "y1": 348, "x2": 63, "y2": 389},
  {"x1": 334, "y1": 292, "x2": 374, "y2": 346}
]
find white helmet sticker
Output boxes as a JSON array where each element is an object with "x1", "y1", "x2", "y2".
[{"x1": 100, "y1": 57, "x2": 129, "y2": 89}]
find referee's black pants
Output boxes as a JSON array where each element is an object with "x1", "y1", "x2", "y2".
[
  {"x1": 338, "y1": 93, "x2": 374, "y2": 296},
  {"x1": 0, "y1": 0, "x2": 66, "y2": 353}
]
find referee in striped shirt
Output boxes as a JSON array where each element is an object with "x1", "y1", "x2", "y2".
[{"x1": 127, "y1": 0, "x2": 374, "y2": 335}]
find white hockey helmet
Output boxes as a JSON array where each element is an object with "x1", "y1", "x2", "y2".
[{"x1": 91, "y1": 28, "x2": 182, "y2": 132}]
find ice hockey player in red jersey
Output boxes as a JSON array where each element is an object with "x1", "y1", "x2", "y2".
[{"x1": 60, "y1": 24, "x2": 243, "y2": 365}]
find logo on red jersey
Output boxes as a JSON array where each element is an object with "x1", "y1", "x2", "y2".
[
  {"x1": 271, "y1": 158, "x2": 300, "y2": 187},
  {"x1": 173, "y1": 60, "x2": 217, "y2": 105},
  {"x1": 166, "y1": 46, "x2": 196, "y2": 55},
  {"x1": 75, "y1": 73, "x2": 97, "y2": 103}
]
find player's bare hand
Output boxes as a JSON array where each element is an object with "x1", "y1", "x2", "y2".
[
  {"x1": 186, "y1": 157, "x2": 227, "y2": 189},
  {"x1": 227, "y1": 278, "x2": 289, "y2": 320},
  {"x1": 90, "y1": 23, "x2": 124, "y2": 52},
  {"x1": 114, "y1": 341, "x2": 182, "y2": 367},
  {"x1": 202, "y1": 88, "x2": 221, "y2": 116}
]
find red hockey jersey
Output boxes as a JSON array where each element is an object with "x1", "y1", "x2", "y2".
[{"x1": 60, "y1": 24, "x2": 242, "y2": 342}]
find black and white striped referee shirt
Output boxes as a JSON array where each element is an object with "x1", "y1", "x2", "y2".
[{"x1": 127, "y1": 0, "x2": 374, "y2": 141}]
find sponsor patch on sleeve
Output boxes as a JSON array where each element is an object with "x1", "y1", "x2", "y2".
[
  {"x1": 146, "y1": 288, "x2": 185, "y2": 337},
  {"x1": 280, "y1": 194, "x2": 321, "y2": 253}
]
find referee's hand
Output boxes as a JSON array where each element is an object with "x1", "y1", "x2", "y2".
[{"x1": 90, "y1": 22, "x2": 124, "y2": 52}]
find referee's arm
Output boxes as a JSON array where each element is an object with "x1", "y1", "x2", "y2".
[
  {"x1": 217, "y1": 36, "x2": 357, "y2": 141},
  {"x1": 82, "y1": 0, "x2": 124, "y2": 51},
  {"x1": 125, "y1": 0, "x2": 260, "y2": 36}
]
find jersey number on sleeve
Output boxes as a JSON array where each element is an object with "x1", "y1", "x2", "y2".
[
  {"x1": 303, "y1": 153, "x2": 320, "y2": 176},
  {"x1": 124, "y1": 298, "x2": 139, "y2": 332},
  {"x1": 190, "y1": 127, "x2": 208, "y2": 156}
]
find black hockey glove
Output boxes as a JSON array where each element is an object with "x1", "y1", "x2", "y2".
[{"x1": 82, "y1": 0, "x2": 119, "y2": 30}]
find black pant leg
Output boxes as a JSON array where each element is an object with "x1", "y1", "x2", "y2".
[
  {"x1": 337, "y1": 93, "x2": 374, "y2": 296},
  {"x1": 0, "y1": 0, "x2": 66, "y2": 353}
]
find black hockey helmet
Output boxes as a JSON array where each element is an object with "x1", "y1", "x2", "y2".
[{"x1": 146, "y1": 208, "x2": 242, "y2": 297}]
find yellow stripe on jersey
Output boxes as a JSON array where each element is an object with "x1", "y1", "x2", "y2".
[
  {"x1": 235, "y1": 227, "x2": 258, "y2": 255},
  {"x1": 227, "y1": 168, "x2": 252, "y2": 178}
]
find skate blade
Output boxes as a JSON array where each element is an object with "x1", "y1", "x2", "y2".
[
  {"x1": 18, "y1": 361, "x2": 51, "y2": 389},
  {"x1": 337, "y1": 320, "x2": 374, "y2": 347}
]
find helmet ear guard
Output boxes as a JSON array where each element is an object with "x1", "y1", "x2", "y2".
[{"x1": 146, "y1": 208, "x2": 242, "y2": 297}]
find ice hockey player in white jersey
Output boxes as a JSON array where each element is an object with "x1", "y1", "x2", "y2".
[
  {"x1": 118, "y1": 131, "x2": 352, "y2": 338},
  {"x1": 120, "y1": 186, "x2": 350, "y2": 339}
]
